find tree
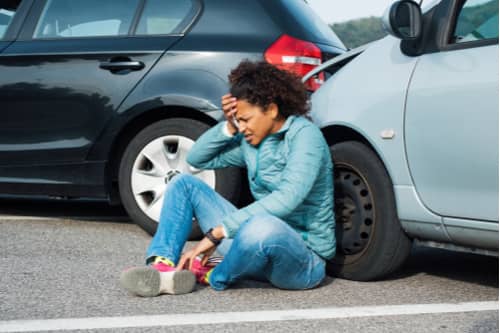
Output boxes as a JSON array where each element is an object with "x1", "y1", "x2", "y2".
[{"x1": 331, "y1": 17, "x2": 387, "y2": 49}]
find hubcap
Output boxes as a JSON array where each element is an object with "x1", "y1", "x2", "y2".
[
  {"x1": 334, "y1": 164, "x2": 374, "y2": 256},
  {"x1": 131, "y1": 135, "x2": 215, "y2": 222},
  {"x1": 165, "y1": 170, "x2": 181, "y2": 184}
]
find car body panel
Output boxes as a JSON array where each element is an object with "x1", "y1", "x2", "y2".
[
  {"x1": 393, "y1": 185, "x2": 449, "y2": 242},
  {"x1": 0, "y1": 41, "x2": 10, "y2": 52},
  {"x1": 444, "y1": 217, "x2": 498, "y2": 249},
  {"x1": 310, "y1": 0, "x2": 499, "y2": 251},
  {"x1": 311, "y1": 36, "x2": 419, "y2": 187},
  {"x1": 0, "y1": 161, "x2": 107, "y2": 198},
  {"x1": 86, "y1": 63, "x2": 235, "y2": 161},
  {"x1": 302, "y1": 43, "x2": 371, "y2": 83},
  {"x1": 405, "y1": 44, "x2": 499, "y2": 222},
  {"x1": 0, "y1": 38, "x2": 177, "y2": 166}
]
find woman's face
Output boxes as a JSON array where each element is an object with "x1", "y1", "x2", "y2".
[{"x1": 235, "y1": 99, "x2": 283, "y2": 146}]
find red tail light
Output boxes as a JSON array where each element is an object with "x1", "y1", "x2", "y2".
[{"x1": 264, "y1": 34, "x2": 324, "y2": 91}]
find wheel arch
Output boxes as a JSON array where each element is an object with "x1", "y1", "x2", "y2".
[
  {"x1": 322, "y1": 124, "x2": 376, "y2": 155},
  {"x1": 106, "y1": 106, "x2": 218, "y2": 204}
]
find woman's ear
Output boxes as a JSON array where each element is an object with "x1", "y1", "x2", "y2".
[{"x1": 267, "y1": 103, "x2": 279, "y2": 120}]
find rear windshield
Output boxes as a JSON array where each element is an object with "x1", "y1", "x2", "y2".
[{"x1": 279, "y1": 0, "x2": 346, "y2": 49}]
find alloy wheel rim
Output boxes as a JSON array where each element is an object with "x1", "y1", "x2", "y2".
[{"x1": 131, "y1": 135, "x2": 215, "y2": 222}]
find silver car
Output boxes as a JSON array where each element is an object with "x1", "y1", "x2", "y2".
[{"x1": 306, "y1": 0, "x2": 499, "y2": 281}]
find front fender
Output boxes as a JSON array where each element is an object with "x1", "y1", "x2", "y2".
[{"x1": 311, "y1": 36, "x2": 418, "y2": 187}]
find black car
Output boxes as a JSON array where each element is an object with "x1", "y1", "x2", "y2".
[{"x1": 0, "y1": 0, "x2": 346, "y2": 234}]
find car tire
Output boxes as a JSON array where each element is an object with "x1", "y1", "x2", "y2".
[
  {"x1": 328, "y1": 141, "x2": 412, "y2": 281},
  {"x1": 118, "y1": 118, "x2": 241, "y2": 237}
]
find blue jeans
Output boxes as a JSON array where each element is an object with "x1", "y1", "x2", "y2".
[{"x1": 146, "y1": 174, "x2": 326, "y2": 291}]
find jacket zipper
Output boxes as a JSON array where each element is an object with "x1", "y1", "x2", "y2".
[{"x1": 253, "y1": 136, "x2": 270, "y2": 184}]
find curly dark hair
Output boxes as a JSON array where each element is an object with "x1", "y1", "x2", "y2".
[{"x1": 228, "y1": 60, "x2": 309, "y2": 117}]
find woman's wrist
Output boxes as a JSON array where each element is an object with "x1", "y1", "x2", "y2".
[
  {"x1": 212, "y1": 226, "x2": 225, "y2": 240},
  {"x1": 205, "y1": 227, "x2": 224, "y2": 246},
  {"x1": 224, "y1": 121, "x2": 237, "y2": 136}
]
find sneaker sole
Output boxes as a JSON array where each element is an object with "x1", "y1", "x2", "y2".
[{"x1": 120, "y1": 268, "x2": 195, "y2": 297}]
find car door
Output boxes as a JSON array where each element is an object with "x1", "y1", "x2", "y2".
[
  {"x1": 404, "y1": 0, "x2": 499, "y2": 223},
  {"x1": 0, "y1": 0, "x2": 199, "y2": 169}
]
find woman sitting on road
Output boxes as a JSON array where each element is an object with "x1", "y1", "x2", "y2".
[{"x1": 120, "y1": 60, "x2": 336, "y2": 296}]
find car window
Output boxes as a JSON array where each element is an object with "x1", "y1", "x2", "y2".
[
  {"x1": 452, "y1": 0, "x2": 499, "y2": 43},
  {"x1": 136, "y1": 0, "x2": 194, "y2": 35},
  {"x1": 0, "y1": 0, "x2": 21, "y2": 40},
  {"x1": 33, "y1": 0, "x2": 141, "y2": 39}
]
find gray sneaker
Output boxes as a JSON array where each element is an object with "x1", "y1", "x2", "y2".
[{"x1": 120, "y1": 265, "x2": 196, "y2": 297}]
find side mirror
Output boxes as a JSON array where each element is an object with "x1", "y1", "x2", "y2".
[{"x1": 382, "y1": 0, "x2": 423, "y2": 40}]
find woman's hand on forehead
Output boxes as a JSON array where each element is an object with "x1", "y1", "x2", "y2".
[{"x1": 221, "y1": 94, "x2": 239, "y2": 134}]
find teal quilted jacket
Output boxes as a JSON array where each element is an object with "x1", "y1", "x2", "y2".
[{"x1": 187, "y1": 116, "x2": 336, "y2": 259}]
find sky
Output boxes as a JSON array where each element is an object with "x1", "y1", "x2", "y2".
[{"x1": 307, "y1": 0, "x2": 395, "y2": 24}]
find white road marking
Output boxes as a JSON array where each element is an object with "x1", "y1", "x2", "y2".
[
  {"x1": 0, "y1": 301, "x2": 497, "y2": 332},
  {"x1": 0, "y1": 215, "x2": 56, "y2": 221},
  {"x1": 0, "y1": 215, "x2": 128, "y2": 222}
]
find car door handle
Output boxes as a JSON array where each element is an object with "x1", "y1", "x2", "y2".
[{"x1": 99, "y1": 61, "x2": 145, "y2": 71}]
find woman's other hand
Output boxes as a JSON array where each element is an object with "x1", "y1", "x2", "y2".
[
  {"x1": 176, "y1": 226, "x2": 225, "y2": 270},
  {"x1": 176, "y1": 238, "x2": 216, "y2": 271}
]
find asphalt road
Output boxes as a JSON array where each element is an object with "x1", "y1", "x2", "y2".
[{"x1": 0, "y1": 199, "x2": 498, "y2": 332}]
